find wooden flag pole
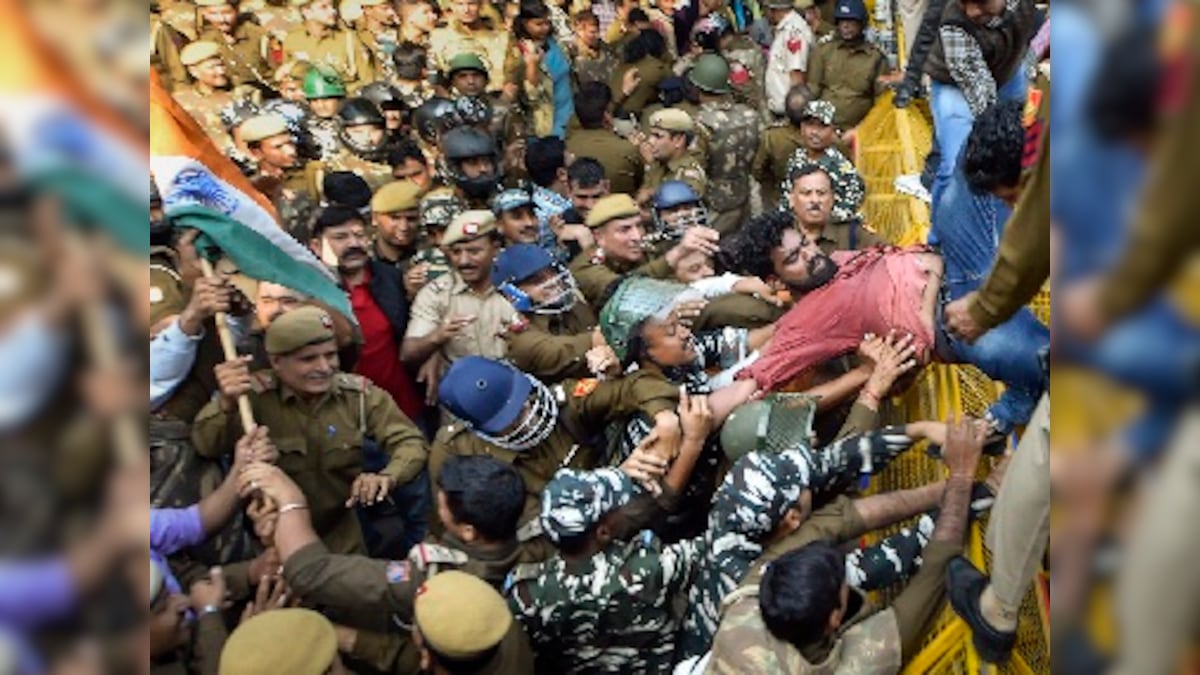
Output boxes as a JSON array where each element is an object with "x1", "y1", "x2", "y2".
[{"x1": 199, "y1": 257, "x2": 256, "y2": 433}]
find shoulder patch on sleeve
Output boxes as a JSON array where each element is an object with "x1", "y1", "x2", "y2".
[
  {"x1": 505, "y1": 562, "x2": 544, "y2": 592},
  {"x1": 385, "y1": 560, "x2": 410, "y2": 584},
  {"x1": 249, "y1": 371, "x2": 277, "y2": 393},
  {"x1": 408, "y1": 543, "x2": 470, "y2": 570},
  {"x1": 572, "y1": 378, "x2": 599, "y2": 398}
]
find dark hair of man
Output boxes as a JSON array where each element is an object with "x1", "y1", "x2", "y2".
[
  {"x1": 759, "y1": 541, "x2": 846, "y2": 650},
  {"x1": 1086, "y1": 21, "x2": 1159, "y2": 141},
  {"x1": 310, "y1": 204, "x2": 364, "y2": 239},
  {"x1": 516, "y1": 0, "x2": 551, "y2": 39},
  {"x1": 425, "y1": 641, "x2": 501, "y2": 675},
  {"x1": 393, "y1": 41, "x2": 428, "y2": 80},
  {"x1": 628, "y1": 7, "x2": 649, "y2": 23},
  {"x1": 567, "y1": 157, "x2": 606, "y2": 188},
  {"x1": 387, "y1": 137, "x2": 428, "y2": 170},
  {"x1": 624, "y1": 29, "x2": 667, "y2": 63},
  {"x1": 437, "y1": 456, "x2": 525, "y2": 542},
  {"x1": 573, "y1": 9, "x2": 598, "y2": 26},
  {"x1": 575, "y1": 82, "x2": 614, "y2": 129},
  {"x1": 692, "y1": 24, "x2": 721, "y2": 52},
  {"x1": 963, "y1": 99, "x2": 1025, "y2": 194},
  {"x1": 786, "y1": 162, "x2": 831, "y2": 191},
  {"x1": 525, "y1": 136, "x2": 567, "y2": 187},
  {"x1": 721, "y1": 209, "x2": 794, "y2": 280},
  {"x1": 784, "y1": 84, "x2": 814, "y2": 127}
]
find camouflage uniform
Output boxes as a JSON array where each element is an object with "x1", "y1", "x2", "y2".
[
  {"x1": 409, "y1": 246, "x2": 453, "y2": 284},
  {"x1": 282, "y1": 27, "x2": 376, "y2": 93},
  {"x1": 507, "y1": 468, "x2": 704, "y2": 674},
  {"x1": 358, "y1": 27, "x2": 401, "y2": 82},
  {"x1": 783, "y1": 146, "x2": 868, "y2": 225},
  {"x1": 246, "y1": 0, "x2": 301, "y2": 56},
  {"x1": 305, "y1": 116, "x2": 343, "y2": 160},
  {"x1": 173, "y1": 86, "x2": 237, "y2": 153},
  {"x1": 395, "y1": 79, "x2": 437, "y2": 110},
  {"x1": 307, "y1": 149, "x2": 394, "y2": 196},
  {"x1": 724, "y1": 34, "x2": 769, "y2": 119},
  {"x1": 695, "y1": 99, "x2": 760, "y2": 235},
  {"x1": 642, "y1": 153, "x2": 708, "y2": 204},
  {"x1": 571, "y1": 42, "x2": 621, "y2": 88}
]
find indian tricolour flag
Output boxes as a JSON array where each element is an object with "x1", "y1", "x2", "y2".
[{"x1": 150, "y1": 72, "x2": 353, "y2": 320}]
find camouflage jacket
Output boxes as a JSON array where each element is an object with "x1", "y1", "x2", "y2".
[
  {"x1": 695, "y1": 99, "x2": 761, "y2": 212},
  {"x1": 724, "y1": 35, "x2": 768, "y2": 117},
  {"x1": 705, "y1": 585, "x2": 902, "y2": 674},
  {"x1": 782, "y1": 146, "x2": 866, "y2": 223},
  {"x1": 507, "y1": 533, "x2": 704, "y2": 674}
]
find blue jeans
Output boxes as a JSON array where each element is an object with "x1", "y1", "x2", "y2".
[
  {"x1": 932, "y1": 166, "x2": 1050, "y2": 432},
  {"x1": 929, "y1": 71, "x2": 1028, "y2": 231}
]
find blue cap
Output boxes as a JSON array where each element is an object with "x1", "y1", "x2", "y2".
[
  {"x1": 652, "y1": 180, "x2": 702, "y2": 210},
  {"x1": 491, "y1": 244, "x2": 555, "y2": 287},
  {"x1": 491, "y1": 188, "x2": 534, "y2": 215},
  {"x1": 438, "y1": 357, "x2": 532, "y2": 435},
  {"x1": 834, "y1": 0, "x2": 867, "y2": 21}
]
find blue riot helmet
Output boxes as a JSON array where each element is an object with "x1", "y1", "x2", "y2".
[
  {"x1": 438, "y1": 356, "x2": 559, "y2": 451},
  {"x1": 833, "y1": 0, "x2": 868, "y2": 22},
  {"x1": 490, "y1": 244, "x2": 579, "y2": 315},
  {"x1": 651, "y1": 180, "x2": 709, "y2": 240}
]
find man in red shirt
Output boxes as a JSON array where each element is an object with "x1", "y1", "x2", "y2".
[{"x1": 725, "y1": 208, "x2": 1046, "y2": 436}]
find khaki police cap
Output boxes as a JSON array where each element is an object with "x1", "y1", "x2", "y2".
[
  {"x1": 358, "y1": 0, "x2": 389, "y2": 6},
  {"x1": 240, "y1": 114, "x2": 290, "y2": 143},
  {"x1": 180, "y1": 40, "x2": 223, "y2": 67},
  {"x1": 219, "y1": 609, "x2": 337, "y2": 675},
  {"x1": 414, "y1": 571, "x2": 511, "y2": 661},
  {"x1": 585, "y1": 193, "x2": 641, "y2": 229},
  {"x1": 648, "y1": 107, "x2": 694, "y2": 133},
  {"x1": 764, "y1": 0, "x2": 794, "y2": 8},
  {"x1": 794, "y1": 0, "x2": 814, "y2": 9},
  {"x1": 194, "y1": 0, "x2": 238, "y2": 6},
  {"x1": 441, "y1": 210, "x2": 497, "y2": 246},
  {"x1": 264, "y1": 305, "x2": 335, "y2": 355},
  {"x1": 372, "y1": 180, "x2": 425, "y2": 214},
  {"x1": 275, "y1": 60, "x2": 312, "y2": 84}
]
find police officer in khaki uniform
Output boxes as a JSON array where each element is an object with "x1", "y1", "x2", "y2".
[
  {"x1": 430, "y1": 356, "x2": 680, "y2": 550},
  {"x1": 568, "y1": 194, "x2": 677, "y2": 308},
  {"x1": 637, "y1": 108, "x2": 708, "y2": 206},
  {"x1": 806, "y1": 0, "x2": 892, "y2": 129},
  {"x1": 492, "y1": 244, "x2": 601, "y2": 383},
  {"x1": 238, "y1": 455, "x2": 537, "y2": 673},
  {"x1": 195, "y1": 0, "x2": 273, "y2": 90},
  {"x1": 173, "y1": 41, "x2": 238, "y2": 152},
  {"x1": 282, "y1": 0, "x2": 375, "y2": 93},
  {"x1": 219, "y1": 608, "x2": 347, "y2": 674},
  {"x1": 355, "y1": 0, "x2": 401, "y2": 82},
  {"x1": 242, "y1": 114, "x2": 317, "y2": 235},
  {"x1": 370, "y1": 180, "x2": 425, "y2": 286},
  {"x1": 427, "y1": 0, "x2": 511, "y2": 94},
  {"x1": 752, "y1": 84, "x2": 811, "y2": 208},
  {"x1": 192, "y1": 306, "x2": 428, "y2": 555},
  {"x1": 402, "y1": 211, "x2": 518, "y2": 372},
  {"x1": 565, "y1": 81, "x2": 645, "y2": 196},
  {"x1": 247, "y1": 0, "x2": 302, "y2": 60},
  {"x1": 152, "y1": 2, "x2": 189, "y2": 91}
]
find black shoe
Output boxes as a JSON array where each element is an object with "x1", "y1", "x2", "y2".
[{"x1": 946, "y1": 556, "x2": 1017, "y2": 664}]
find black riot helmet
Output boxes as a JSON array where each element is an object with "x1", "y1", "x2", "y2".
[
  {"x1": 413, "y1": 96, "x2": 457, "y2": 143},
  {"x1": 336, "y1": 97, "x2": 388, "y2": 161},
  {"x1": 441, "y1": 126, "x2": 501, "y2": 202}
]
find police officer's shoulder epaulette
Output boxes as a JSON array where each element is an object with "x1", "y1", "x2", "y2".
[
  {"x1": 407, "y1": 543, "x2": 469, "y2": 572},
  {"x1": 249, "y1": 370, "x2": 279, "y2": 394},
  {"x1": 335, "y1": 372, "x2": 371, "y2": 391},
  {"x1": 428, "y1": 275, "x2": 452, "y2": 292},
  {"x1": 515, "y1": 517, "x2": 543, "y2": 543},
  {"x1": 504, "y1": 562, "x2": 544, "y2": 592}
]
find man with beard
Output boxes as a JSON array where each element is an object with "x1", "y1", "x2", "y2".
[
  {"x1": 402, "y1": 210, "x2": 519, "y2": 373},
  {"x1": 725, "y1": 208, "x2": 1047, "y2": 437},
  {"x1": 786, "y1": 163, "x2": 878, "y2": 253},
  {"x1": 805, "y1": 0, "x2": 898, "y2": 129},
  {"x1": 282, "y1": 0, "x2": 375, "y2": 93},
  {"x1": 308, "y1": 206, "x2": 423, "y2": 421},
  {"x1": 195, "y1": 0, "x2": 272, "y2": 90},
  {"x1": 193, "y1": 306, "x2": 429, "y2": 555}
]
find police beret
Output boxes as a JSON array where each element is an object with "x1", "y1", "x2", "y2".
[
  {"x1": 219, "y1": 609, "x2": 337, "y2": 675},
  {"x1": 441, "y1": 210, "x2": 497, "y2": 247},
  {"x1": 648, "y1": 108, "x2": 695, "y2": 133},
  {"x1": 240, "y1": 114, "x2": 290, "y2": 143},
  {"x1": 414, "y1": 571, "x2": 512, "y2": 660},
  {"x1": 180, "y1": 41, "x2": 223, "y2": 67},
  {"x1": 540, "y1": 468, "x2": 635, "y2": 543},
  {"x1": 584, "y1": 193, "x2": 640, "y2": 229},
  {"x1": 371, "y1": 180, "x2": 424, "y2": 214},
  {"x1": 447, "y1": 52, "x2": 489, "y2": 76},
  {"x1": 264, "y1": 306, "x2": 335, "y2": 355},
  {"x1": 803, "y1": 100, "x2": 836, "y2": 126}
]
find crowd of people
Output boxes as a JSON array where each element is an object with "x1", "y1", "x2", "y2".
[{"x1": 147, "y1": 0, "x2": 1053, "y2": 671}]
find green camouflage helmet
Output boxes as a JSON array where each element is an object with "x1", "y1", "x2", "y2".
[
  {"x1": 688, "y1": 53, "x2": 732, "y2": 95},
  {"x1": 303, "y1": 65, "x2": 347, "y2": 100},
  {"x1": 446, "y1": 52, "x2": 489, "y2": 79},
  {"x1": 719, "y1": 393, "x2": 819, "y2": 462},
  {"x1": 599, "y1": 277, "x2": 692, "y2": 363}
]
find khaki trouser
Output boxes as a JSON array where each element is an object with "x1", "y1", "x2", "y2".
[
  {"x1": 985, "y1": 393, "x2": 1049, "y2": 611},
  {"x1": 897, "y1": 0, "x2": 928, "y2": 63},
  {"x1": 1112, "y1": 406, "x2": 1200, "y2": 675}
]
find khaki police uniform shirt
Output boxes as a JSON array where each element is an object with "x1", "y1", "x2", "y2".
[
  {"x1": 172, "y1": 86, "x2": 236, "y2": 153},
  {"x1": 752, "y1": 123, "x2": 805, "y2": 209},
  {"x1": 807, "y1": 37, "x2": 887, "y2": 130},
  {"x1": 199, "y1": 23, "x2": 272, "y2": 89},
  {"x1": 641, "y1": 153, "x2": 709, "y2": 204},
  {"x1": 282, "y1": 26, "x2": 375, "y2": 93},
  {"x1": 565, "y1": 128, "x2": 645, "y2": 196},
  {"x1": 504, "y1": 301, "x2": 598, "y2": 383},
  {"x1": 427, "y1": 20, "x2": 510, "y2": 94},
  {"x1": 152, "y1": 14, "x2": 189, "y2": 91},
  {"x1": 191, "y1": 371, "x2": 428, "y2": 555},
  {"x1": 405, "y1": 272, "x2": 518, "y2": 364},
  {"x1": 568, "y1": 247, "x2": 676, "y2": 310}
]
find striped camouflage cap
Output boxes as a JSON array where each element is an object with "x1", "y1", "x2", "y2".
[
  {"x1": 710, "y1": 449, "x2": 812, "y2": 538},
  {"x1": 599, "y1": 276, "x2": 698, "y2": 362},
  {"x1": 539, "y1": 468, "x2": 635, "y2": 544}
]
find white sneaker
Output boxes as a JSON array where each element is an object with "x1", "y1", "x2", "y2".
[{"x1": 894, "y1": 174, "x2": 932, "y2": 204}]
